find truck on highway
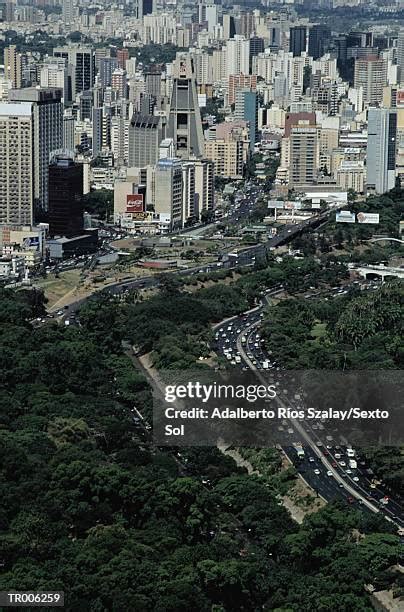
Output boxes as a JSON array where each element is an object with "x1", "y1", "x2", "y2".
[
  {"x1": 346, "y1": 448, "x2": 356, "y2": 458},
  {"x1": 348, "y1": 459, "x2": 357, "y2": 469},
  {"x1": 293, "y1": 443, "x2": 305, "y2": 459},
  {"x1": 262, "y1": 360, "x2": 270, "y2": 369}
]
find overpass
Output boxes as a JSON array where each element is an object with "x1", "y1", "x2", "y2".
[
  {"x1": 355, "y1": 265, "x2": 404, "y2": 280},
  {"x1": 369, "y1": 236, "x2": 404, "y2": 245}
]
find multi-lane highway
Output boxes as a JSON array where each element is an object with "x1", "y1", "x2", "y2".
[{"x1": 212, "y1": 292, "x2": 404, "y2": 530}]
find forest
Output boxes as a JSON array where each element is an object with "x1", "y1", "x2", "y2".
[{"x1": 0, "y1": 287, "x2": 402, "y2": 610}]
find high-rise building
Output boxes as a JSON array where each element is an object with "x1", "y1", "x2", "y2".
[
  {"x1": 288, "y1": 116, "x2": 319, "y2": 187},
  {"x1": 53, "y1": 45, "x2": 95, "y2": 99},
  {"x1": 354, "y1": 56, "x2": 387, "y2": 106},
  {"x1": 145, "y1": 72, "x2": 162, "y2": 99},
  {"x1": 9, "y1": 88, "x2": 63, "y2": 215},
  {"x1": 228, "y1": 74, "x2": 257, "y2": 106},
  {"x1": 249, "y1": 36, "x2": 264, "y2": 71},
  {"x1": 308, "y1": 24, "x2": 331, "y2": 60},
  {"x1": 4, "y1": 45, "x2": 22, "y2": 89},
  {"x1": 226, "y1": 36, "x2": 250, "y2": 77},
  {"x1": 366, "y1": 107, "x2": 397, "y2": 194},
  {"x1": 40, "y1": 58, "x2": 70, "y2": 103},
  {"x1": 111, "y1": 68, "x2": 127, "y2": 98},
  {"x1": 62, "y1": 0, "x2": 75, "y2": 24},
  {"x1": 154, "y1": 158, "x2": 183, "y2": 229},
  {"x1": 116, "y1": 48, "x2": 129, "y2": 71},
  {"x1": 133, "y1": 0, "x2": 153, "y2": 19},
  {"x1": 48, "y1": 154, "x2": 83, "y2": 238},
  {"x1": 182, "y1": 162, "x2": 196, "y2": 221},
  {"x1": 234, "y1": 89, "x2": 258, "y2": 150},
  {"x1": 167, "y1": 54, "x2": 204, "y2": 159},
  {"x1": 0, "y1": 102, "x2": 34, "y2": 226},
  {"x1": 128, "y1": 113, "x2": 166, "y2": 167},
  {"x1": 205, "y1": 140, "x2": 244, "y2": 178},
  {"x1": 194, "y1": 158, "x2": 214, "y2": 217},
  {"x1": 99, "y1": 57, "x2": 118, "y2": 88},
  {"x1": 397, "y1": 30, "x2": 404, "y2": 82},
  {"x1": 290, "y1": 26, "x2": 307, "y2": 57}
]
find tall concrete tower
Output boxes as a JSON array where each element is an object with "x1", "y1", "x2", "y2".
[{"x1": 167, "y1": 54, "x2": 204, "y2": 160}]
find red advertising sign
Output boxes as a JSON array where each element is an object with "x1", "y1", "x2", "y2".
[
  {"x1": 397, "y1": 90, "x2": 404, "y2": 107},
  {"x1": 126, "y1": 194, "x2": 144, "y2": 213}
]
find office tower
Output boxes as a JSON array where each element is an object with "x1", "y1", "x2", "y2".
[
  {"x1": 166, "y1": 54, "x2": 204, "y2": 159},
  {"x1": 198, "y1": 1, "x2": 218, "y2": 32},
  {"x1": 366, "y1": 107, "x2": 397, "y2": 194},
  {"x1": 226, "y1": 36, "x2": 250, "y2": 77},
  {"x1": 205, "y1": 139, "x2": 244, "y2": 178},
  {"x1": 154, "y1": 158, "x2": 183, "y2": 229},
  {"x1": 0, "y1": 102, "x2": 34, "y2": 225},
  {"x1": 290, "y1": 26, "x2": 307, "y2": 57},
  {"x1": 145, "y1": 72, "x2": 162, "y2": 99},
  {"x1": 182, "y1": 162, "x2": 196, "y2": 221},
  {"x1": 40, "y1": 59, "x2": 70, "y2": 103},
  {"x1": 354, "y1": 56, "x2": 387, "y2": 106},
  {"x1": 48, "y1": 154, "x2": 83, "y2": 237},
  {"x1": 4, "y1": 45, "x2": 22, "y2": 88},
  {"x1": 240, "y1": 12, "x2": 254, "y2": 39},
  {"x1": 228, "y1": 74, "x2": 257, "y2": 106},
  {"x1": 308, "y1": 24, "x2": 331, "y2": 60},
  {"x1": 5, "y1": 1, "x2": 15, "y2": 21},
  {"x1": 249, "y1": 36, "x2": 264, "y2": 70},
  {"x1": 63, "y1": 112, "x2": 75, "y2": 150},
  {"x1": 128, "y1": 113, "x2": 165, "y2": 167},
  {"x1": 62, "y1": 0, "x2": 74, "y2": 24},
  {"x1": 79, "y1": 90, "x2": 92, "y2": 120},
  {"x1": 235, "y1": 89, "x2": 258, "y2": 150},
  {"x1": 223, "y1": 14, "x2": 236, "y2": 40},
  {"x1": 111, "y1": 68, "x2": 127, "y2": 98},
  {"x1": 116, "y1": 48, "x2": 129, "y2": 70},
  {"x1": 133, "y1": 0, "x2": 153, "y2": 19},
  {"x1": 53, "y1": 45, "x2": 95, "y2": 99},
  {"x1": 99, "y1": 57, "x2": 118, "y2": 88},
  {"x1": 194, "y1": 159, "x2": 214, "y2": 217},
  {"x1": 111, "y1": 115, "x2": 130, "y2": 166},
  {"x1": 9, "y1": 88, "x2": 63, "y2": 215},
  {"x1": 397, "y1": 30, "x2": 404, "y2": 82},
  {"x1": 289, "y1": 123, "x2": 319, "y2": 187},
  {"x1": 92, "y1": 107, "x2": 103, "y2": 158},
  {"x1": 347, "y1": 31, "x2": 373, "y2": 49}
]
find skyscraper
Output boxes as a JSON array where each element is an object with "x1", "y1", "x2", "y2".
[
  {"x1": 99, "y1": 57, "x2": 118, "y2": 88},
  {"x1": 128, "y1": 113, "x2": 166, "y2": 167},
  {"x1": 234, "y1": 89, "x2": 258, "y2": 150},
  {"x1": 116, "y1": 48, "x2": 129, "y2": 71},
  {"x1": 4, "y1": 45, "x2": 22, "y2": 89},
  {"x1": 167, "y1": 54, "x2": 204, "y2": 159},
  {"x1": 154, "y1": 158, "x2": 183, "y2": 229},
  {"x1": 48, "y1": 154, "x2": 84, "y2": 238},
  {"x1": 62, "y1": 0, "x2": 75, "y2": 24},
  {"x1": 308, "y1": 24, "x2": 331, "y2": 60},
  {"x1": 9, "y1": 88, "x2": 63, "y2": 216},
  {"x1": 366, "y1": 107, "x2": 397, "y2": 195},
  {"x1": 354, "y1": 56, "x2": 387, "y2": 106},
  {"x1": 290, "y1": 26, "x2": 307, "y2": 57},
  {"x1": 53, "y1": 45, "x2": 95, "y2": 99},
  {"x1": 0, "y1": 102, "x2": 34, "y2": 225},
  {"x1": 397, "y1": 30, "x2": 404, "y2": 82}
]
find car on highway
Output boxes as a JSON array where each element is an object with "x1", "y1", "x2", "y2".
[
  {"x1": 326, "y1": 470, "x2": 333, "y2": 476},
  {"x1": 314, "y1": 469, "x2": 320, "y2": 475}
]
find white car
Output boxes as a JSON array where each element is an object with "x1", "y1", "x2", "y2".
[
  {"x1": 314, "y1": 469, "x2": 320, "y2": 475},
  {"x1": 353, "y1": 477, "x2": 359, "y2": 482},
  {"x1": 327, "y1": 470, "x2": 333, "y2": 477}
]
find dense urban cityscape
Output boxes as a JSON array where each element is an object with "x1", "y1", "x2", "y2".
[{"x1": 0, "y1": 0, "x2": 404, "y2": 609}]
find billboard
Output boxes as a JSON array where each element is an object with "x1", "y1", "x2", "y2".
[
  {"x1": 357, "y1": 212, "x2": 380, "y2": 224},
  {"x1": 397, "y1": 90, "x2": 404, "y2": 107},
  {"x1": 336, "y1": 210, "x2": 356, "y2": 224},
  {"x1": 126, "y1": 194, "x2": 144, "y2": 213},
  {"x1": 22, "y1": 236, "x2": 40, "y2": 250},
  {"x1": 268, "y1": 200, "x2": 285, "y2": 209}
]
